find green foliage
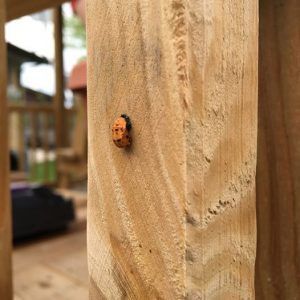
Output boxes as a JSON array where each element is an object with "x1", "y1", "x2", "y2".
[{"x1": 63, "y1": 15, "x2": 86, "y2": 49}]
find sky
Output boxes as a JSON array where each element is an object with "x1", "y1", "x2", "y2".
[{"x1": 5, "y1": 4, "x2": 86, "y2": 97}]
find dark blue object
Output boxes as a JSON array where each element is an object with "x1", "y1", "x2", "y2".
[{"x1": 11, "y1": 185, "x2": 75, "y2": 241}]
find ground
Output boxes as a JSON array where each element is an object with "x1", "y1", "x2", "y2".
[{"x1": 13, "y1": 189, "x2": 88, "y2": 300}]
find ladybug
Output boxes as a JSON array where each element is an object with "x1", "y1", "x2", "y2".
[{"x1": 112, "y1": 114, "x2": 132, "y2": 148}]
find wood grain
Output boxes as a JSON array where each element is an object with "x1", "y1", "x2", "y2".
[
  {"x1": 256, "y1": 1, "x2": 300, "y2": 299},
  {"x1": 186, "y1": 1, "x2": 258, "y2": 298},
  {"x1": 87, "y1": 0, "x2": 258, "y2": 298},
  {"x1": 0, "y1": 0, "x2": 12, "y2": 298}
]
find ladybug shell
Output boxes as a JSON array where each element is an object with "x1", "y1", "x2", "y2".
[{"x1": 112, "y1": 116, "x2": 131, "y2": 148}]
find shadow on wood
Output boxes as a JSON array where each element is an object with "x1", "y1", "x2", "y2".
[{"x1": 256, "y1": 0, "x2": 300, "y2": 299}]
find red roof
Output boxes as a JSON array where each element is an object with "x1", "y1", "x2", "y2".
[
  {"x1": 68, "y1": 60, "x2": 87, "y2": 91},
  {"x1": 71, "y1": 0, "x2": 78, "y2": 12}
]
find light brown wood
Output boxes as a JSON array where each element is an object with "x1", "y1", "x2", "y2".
[
  {"x1": 30, "y1": 112, "x2": 37, "y2": 150},
  {"x1": 17, "y1": 112, "x2": 25, "y2": 171},
  {"x1": 8, "y1": 103, "x2": 54, "y2": 113},
  {"x1": 10, "y1": 172, "x2": 28, "y2": 182},
  {"x1": 56, "y1": 188, "x2": 87, "y2": 210},
  {"x1": 9, "y1": 104, "x2": 56, "y2": 178},
  {"x1": 58, "y1": 188, "x2": 87, "y2": 225},
  {"x1": 54, "y1": 6, "x2": 65, "y2": 148},
  {"x1": 0, "y1": 0, "x2": 12, "y2": 298},
  {"x1": 87, "y1": 0, "x2": 258, "y2": 298},
  {"x1": 256, "y1": 1, "x2": 300, "y2": 299},
  {"x1": 8, "y1": 110, "x2": 24, "y2": 170},
  {"x1": 13, "y1": 193, "x2": 87, "y2": 300},
  {"x1": 186, "y1": 2, "x2": 258, "y2": 298},
  {"x1": 57, "y1": 96, "x2": 87, "y2": 188},
  {"x1": 42, "y1": 112, "x2": 50, "y2": 178},
  {"x1": 42, "y1": 113, "x2": 50, "y2": 152},
  {"x1": 6, "y1": 0, "x2": 68, "y2": 21},
  {"x1": 13, "y1": 229, "x2": 88, "y2": 300}
]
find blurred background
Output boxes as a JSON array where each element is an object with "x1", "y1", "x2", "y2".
[{"x1": 5, "y1": 1, "x2": 89, "y2": 299}]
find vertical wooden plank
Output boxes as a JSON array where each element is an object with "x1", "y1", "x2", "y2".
[
  {"x1": 30, "y1": 112, "x2": 37, "y2": 180},
  {"x1": 18, "y1": 112, "x2": 25, "y2": 171},
  {"x1": 87, "y1": 0, "x2": 258, "y2": 298},
  {"x1": 43, "y1": 113, "x2": 50, "y2": 152},
  {"x1": 87, "y1": 1, "x2": 185, "y2": 296},
  {"x1": 30, "y1": 112, "x2": 37, "y2": 150},
  {"x1": 42, "y1": 112, "x2": 49, "y2": 180},
  {"x1": 256, "y1": 1, "x2": 300, "y2": 299},
  {"x1": 0, "y1": 0, "x2": 12, "y2": 298},
  {"x1": 53, "y1": 6, "x2": 65, "y2": 148},
  {"x1": 186, "y1": 1, "x2": 258, "y2": 298}
]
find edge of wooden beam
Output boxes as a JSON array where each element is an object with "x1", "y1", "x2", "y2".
[
  {"x1": 6, "y1": 0, "x2": 68, "y2": 21},
  {"x1": 0, "y1": 0, "x2": 12, "y2": 298}
]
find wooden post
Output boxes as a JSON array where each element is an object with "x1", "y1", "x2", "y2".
[
  {"x1": 5, "y1": 0, "x2": 68, "y2": 21},
  {"x1": 87, "y1": 1, "x2": 258, "y2": 298},
  {"x1": 0, "y1": 0, "x2": 12, "y2": 299},
  {"x1": 256, "y1": 1, "x2": 300, "y2": 299},
  {"x1": 53, "y1": 6, "x2": 65, "y2": 148}
]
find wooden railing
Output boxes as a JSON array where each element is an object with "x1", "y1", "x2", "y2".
[
  {"x1": 9, "y1": 102, "x2": 55, "y2": 182},
  {"x1": 8, "y1": 102, "x2": 77, "y2": 184}
]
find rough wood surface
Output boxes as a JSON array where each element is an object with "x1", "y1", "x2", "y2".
[
  {"x1": 0, "y1": 0, "x2": 12, "y2": 298},
  {"x1": 186, "y1": 2, "x2": 258, "y2": 298},
  {"x1": 256, "y1": 1, "x2": 300, "y2": 299},
  {"x1": 87, "y1": 0, "x2": 258, "y2": 298}
]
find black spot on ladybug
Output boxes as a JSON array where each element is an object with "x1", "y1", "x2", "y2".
[{"x1": 121, "y1": 114, "x2": 132, "y2": 130}]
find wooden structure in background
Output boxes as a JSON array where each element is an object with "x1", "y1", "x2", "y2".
[
  {"x1": 7, "y1": 43, "x2": 50, "y2": 173},
  {"x1": 6, "y1": 3, "x2": 82, "y2": 186},
  {"x1": 0, "y1": 1, "x2": 71, "y2": 298},
  {"x1": 5, "y1": 0, "x2": 66, "y2": 21},
  {"x1": 13, "y1": 190, "x2": 88, "y2": 300},
  {"x1": 8, "y1": 101, "x2": 84, "y2": 187},
  {"x1": 256, "y1": 0, "x2": 300, "y2": 299},
  {"x1": 87, "y1": 0, "x2": 258, "y2": 298},
  {"x1": 13, "y1": 229, "x2": 88, "y2": 300},
  {"x1": 54, "y1": 6, "x2": 65, "y2": 148},
  {"x1": 0, "y1": 0, "x2": 12, "y2": 299},
  {"x1": 8, "y1": 103, "x2": 56, "y2": 182},
  {"x1": 57, "y1": 97, "x2": 87, "y2": 188}
]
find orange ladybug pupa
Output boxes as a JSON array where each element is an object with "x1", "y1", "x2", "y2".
[{"x1": 112, "y1": 114, "x2": 132, "y2": 148}]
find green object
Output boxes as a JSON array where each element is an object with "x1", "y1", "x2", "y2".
[
  {"x1": 33, "y1": 149, "x2": 46, "y2": 183},
  {"x1": 47, "y1": 150, "x2": 57, "y2": 183},
  {"x1": 28, "y1": 149, "x2": 57, "y2": 183},
  {"x1": 35, "y1": 161, "x2": 46, "y2": 183},
  {"x1": 28, "y1": 149, "x2": 36, "y2": 182}
]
